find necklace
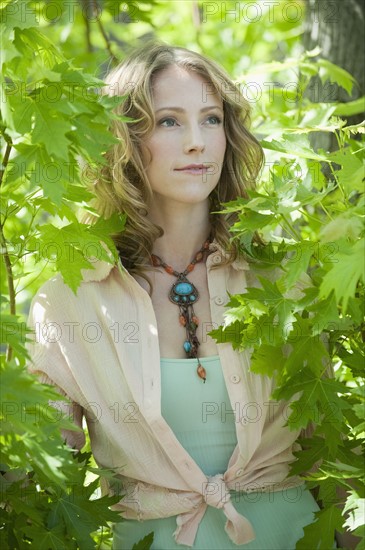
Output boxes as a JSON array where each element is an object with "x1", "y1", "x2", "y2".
[{"x1": 151, "y1": 238, "x2": 211, "y2": 382}]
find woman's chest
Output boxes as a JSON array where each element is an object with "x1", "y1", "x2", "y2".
[{"x1": 135, "y1": 266, "x2": 219, "y2": 358}]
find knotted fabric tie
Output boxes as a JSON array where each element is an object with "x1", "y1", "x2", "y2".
[{"x1": 173, "y1": 474, "x2": 255, "y2": 547}]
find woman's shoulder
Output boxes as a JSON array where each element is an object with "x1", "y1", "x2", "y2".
[{"x1": 29, "y1": 257, "x2": 119, "y2": 312}]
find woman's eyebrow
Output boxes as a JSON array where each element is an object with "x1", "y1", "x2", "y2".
[{"x1": 155, "y1": 106, "x2": 223, "y2": 113}]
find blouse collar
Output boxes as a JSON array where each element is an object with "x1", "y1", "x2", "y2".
[{"x1": 80, "y1": 239, "x2": 249, "y2": 283}]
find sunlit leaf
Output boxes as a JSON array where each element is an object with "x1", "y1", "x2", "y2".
[{"x1": 319, "y1": 239, "x2": 365, "y2": 313}]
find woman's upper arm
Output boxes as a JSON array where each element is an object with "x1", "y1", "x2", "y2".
[
  {"x1": 37, "y1": 372, "x2": 86, "y2": 451},
  {"x1": 27, "y1": 286, "x2": 86, "y2": 451}
]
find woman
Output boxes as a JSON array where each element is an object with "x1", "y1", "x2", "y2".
[{"x1": 27, "y1": 44, "x2": 334, "y2": 549}]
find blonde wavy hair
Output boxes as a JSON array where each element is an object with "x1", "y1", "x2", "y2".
[{"x1": 86, "y1": 42, "x2": 264, "y2": 275}]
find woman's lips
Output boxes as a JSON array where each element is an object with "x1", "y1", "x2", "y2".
[{"x1": 175, "y1": 164, "x2": 210, "y2": 175}]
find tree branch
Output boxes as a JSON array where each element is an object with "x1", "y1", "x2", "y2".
[
  {"x1": 0, "y1": 137, "x2": 15, "y2": 361},
  {"x1": 95, "y1": 14, "x2": 119, "y2": 65},
  {"x1": 0, "y1": 140, "x2": 12, "y2": 188},
  {"x1": 84, "y1": 0, "x2": 119, "y2": 65},
  {"x1": 79, "y1": 0, "x2": 93, "y2": 53},
  {"x1": 0, "y1": 223, "x2": 16, "y2": 362}
]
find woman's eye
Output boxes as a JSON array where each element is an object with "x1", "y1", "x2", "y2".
[
  {"x1": 159, "y1": 118, "x2": 178, "y2": 127},
  {"x1": 206, "y1": 115, "x2": 222, "y2": 125}
]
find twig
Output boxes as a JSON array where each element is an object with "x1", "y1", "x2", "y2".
[
  {"x1": 0, "y1": 224, "x2": 16, "y2": 362},
  {"x1": 0, "y1": 137, "x2": 16, "y2": 361},
  {"x1": 87, "y1": 0, "x2": 119, "y2": 65},
  {"x1": 96, "y1": 16, "x2": 119, "y2": 65},
  {"x1": 0, "y1": 140, "x2": 12, "y2": 188},
  {"x1": 280, "y1": 213, "x2": 302, "y2": 241},
  {"x1": 79, "y1": 0, "x2": 93, "y2": 53}
]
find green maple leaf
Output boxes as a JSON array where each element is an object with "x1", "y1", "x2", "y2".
[
  {"x1": 132, "y1": 532, "x2": 154, "y2": 549},
  {"x1": 334, "y1": 97, "x2": 365, "y2": 117},
  {"x1": 32, "y1": 103, "x2": 71, "y2": 161},
  {"x1": 344, "y1": 491, "x2": 365, "y2": 532},
  {"x1": 64, "y1": 184, "x2": 94, "y2": 204},
  {"x1": 319, "y1": 239, "x2": 365, "y2": 313},
  {"x1": 0, "y1": 29, "x2": 20, "y2": 71},
  {"x1": 0, "y1": 2, "x2": 38, "y2": 30},
  {"x1": 89, "y1": 213, "x2": 127, "y2": 242},
  {"x1": 290, "y1": 436, "x2": 329, "y2": 476},
  {"x1": 312, "y1": 423, "x2": 351, "y2": 460},
  {"x1": 34, "y1": 147, "x2": 67, "y2": 205},
  {"x1": 308, "y1": 293, "x2": 340, "y2": 335},
  {"x1": 320, "y1": 460, "x2": 365, "y2": 480},
  {"x1": 3, "y1": 143, "x2": 39, "y2": 188},
  {"x1": 209, "y1": 320, "x2": 245, "y2": 350},
  {"x1": 23, "y1": 524, "x2": 66, "y2": 550},
  {"x1": 24, "y1": 438, "x2": 70, "y2": 486},
  {"x1": 232, "y1": 210, "x2": 276, "y2": 235},
  {"x1": 3, "y1": 91, "x2": 34, "y2": 133},
  {"x1": 253, "y1": 311, "x2": 290, "y2": 346},
  {"x1": 273, "y1": 368, "x2": 348, "y2": 431},
  {"x1": 278, "y1": 241, "x2": 314, "y2": 289},
  {"x1": 296, "y1": 505, "x2": 343, "y2": 549},
  {"x1": 54, "y1": 63, "x2": 105, "y2": 87},
  {"x1": 317, "y1": 58, "x2": 355, "y2": 95},
  {"x1": 241, "y1": 190, "x2": 278, "y2": 212},
  {"x1": 47, "y1": 481, "x2": 120, "y2": 548},
  {"x1": 222, "y1": 293, "x2": 267, "y2": 331},
  {"x1": 346, "y1": 294, "x2": 365, "y2": 325},
  {"x1": 223, "y1": 304, "x2": 251, "y2": 327},
  {"x1": 250, "y1": 344, "x2": 285, "y2": 376},
  {"x1": 0, "y1": 477, "x2": 45, "y2": 524},
  {"x1": 70, "y1": 114, "x2": 119, "y2": 161},
  {"x1": 261, "y1": 134, "x2": 328, "y2": 161},
  {"x1": 243, "y1": 277, "x2": 297, "y2": 330},
  {"x1": 338, "y1": 345, "x2": 365, "y2": 377},
  {"x1": 320, "y1": 213, "x2": 364, "y2": 242},
  {"x1": 34, "y1": 221, "x2": 119, "y2": 293},
  {"x1": 33, "y1": 225, "x2": 93, "y2": 293},
  {"x1": 282, "y1": 316, "x2": 328, "y2": 377},
  {"x1": 1, "y1": 361, "x2": 85, "y2": 492},
  {"x1": 241, "y1": 241, "x2": 283, "y2": 269},
  {"x1": 0, "y1": 313, "x2": 31, "y2": 356},
  {"x1": 48, "y1": 494, "x2": 96, "y2": 547}
]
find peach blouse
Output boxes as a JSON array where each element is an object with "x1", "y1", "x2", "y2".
[{"x1": 27, "y1": 242, "x2": 306, "y2": 547}]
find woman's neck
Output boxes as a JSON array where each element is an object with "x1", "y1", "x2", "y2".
[{"x1": 147, "y1": 200, "x2": 212, "y2": 271}]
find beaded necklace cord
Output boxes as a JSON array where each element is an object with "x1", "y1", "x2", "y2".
[{"x1": 151, "y1": 238, "x2": 211, "y2": 382}]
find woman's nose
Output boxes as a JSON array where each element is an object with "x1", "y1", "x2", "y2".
[{"x1": 183, "y1": 124, "x2": 205, "y2": 153}]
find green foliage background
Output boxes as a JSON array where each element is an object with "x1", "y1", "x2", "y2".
[{"x1": 0, "y1": 1, "x2": 364, "y2": 548}]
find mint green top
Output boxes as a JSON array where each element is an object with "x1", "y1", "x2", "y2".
[
  {"x1": 112, "y1": 356, "x2": 330, "y2": 549},
  {"x1": 160, "y1": 355, "x2": 237, "y2": 475}
]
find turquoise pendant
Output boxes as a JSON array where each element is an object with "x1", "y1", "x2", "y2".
[{"x1": 169, "y1": 276, "x2": 199, "y2": 306}]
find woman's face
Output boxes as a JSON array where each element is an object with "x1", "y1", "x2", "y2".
[{"x1": 141, "y1": 65, "x2": 226, "y2": 208}]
